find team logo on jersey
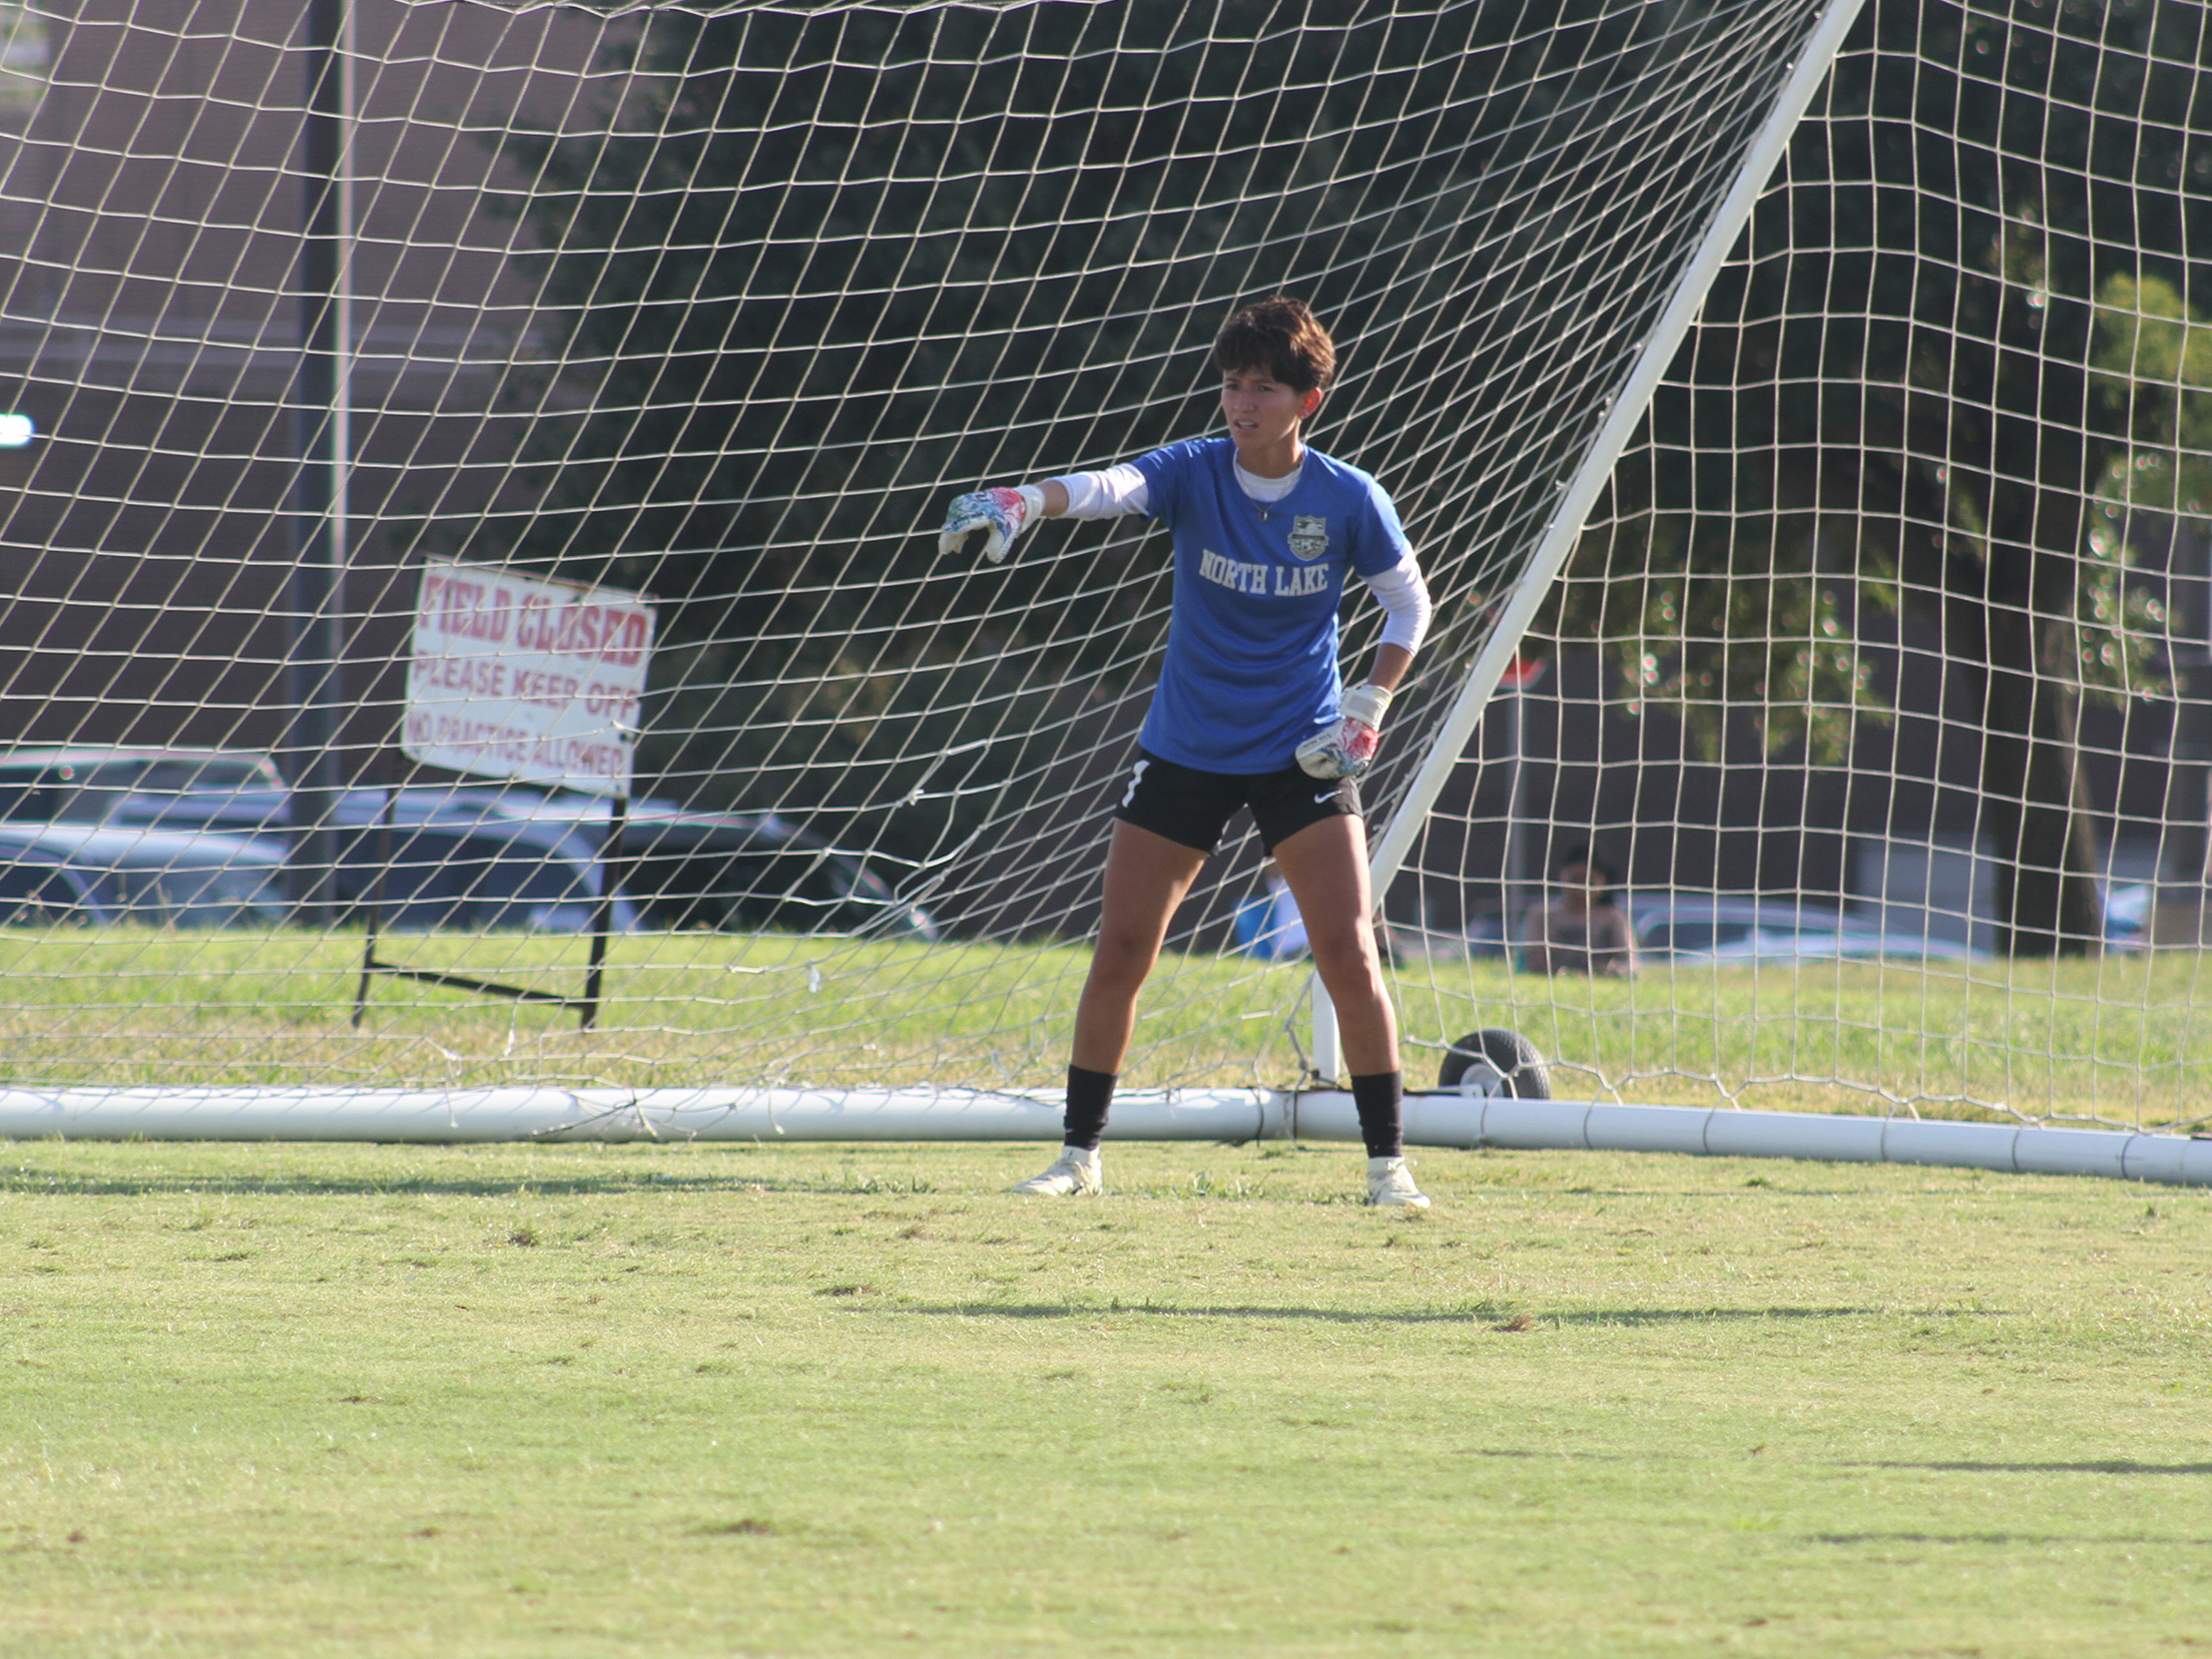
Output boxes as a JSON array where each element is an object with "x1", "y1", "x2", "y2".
[{"x1": 1287, "y1": 515, "x2": 1330, "y2": 562}]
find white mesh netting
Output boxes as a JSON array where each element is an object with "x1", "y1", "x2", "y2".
[
  {"x1": 3, "y1": 0, "x2": 2203, "y2": 1126},
  {"x1": 1396, "y1": 0, "x2": 2212, "y2": 1122}
]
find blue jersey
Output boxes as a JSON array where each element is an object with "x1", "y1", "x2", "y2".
[{"x1": 1131, "y1": 436, "x2": 1410, "y2": 774}]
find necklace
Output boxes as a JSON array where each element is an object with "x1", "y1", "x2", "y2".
[{"x1": 1239, "y1": 461, "x2": 1302, "y2": 523}]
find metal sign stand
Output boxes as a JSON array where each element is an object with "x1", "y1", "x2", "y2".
[
  {"x1": 350, "y1": 758, "x2": 632, "y2": 1032},
  {"x1": 364, "y1": 556, "x2": 653, "y2": 1034}
]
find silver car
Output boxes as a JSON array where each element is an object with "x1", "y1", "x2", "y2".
[
  {"x1": 1626, "y1": 895, "x2": 1989, "y2": 965},
  {"x1": 0, "y1": 821, "x2": 287, "y2": 927}
]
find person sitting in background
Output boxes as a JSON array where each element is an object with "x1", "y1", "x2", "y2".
[
  {"x1": 1521, "y1": 843, "x2": 1636, "y2": 976},
  {"x1": 1233, "y1": 859, "x2": 1311, "y2": 961}
]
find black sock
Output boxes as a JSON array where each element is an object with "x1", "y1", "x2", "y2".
[
  {"x1": 1064, "y1": 1065, "x2": 1116, "y2": 1152},
  {"x1": 1351, "y1": 1070, "x2": 1402, "y2": 1161}
]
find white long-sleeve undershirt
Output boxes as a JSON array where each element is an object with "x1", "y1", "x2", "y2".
[
  {"x1": 1054, "y1": 463, "x2": 1151, "y2": 518},
  {"x1": 1047, "y1": 464, "x2": 1432, "y2": 656},
  {"x1": 1362, "y1": 555, "x2": 1432, "y2": 657}
]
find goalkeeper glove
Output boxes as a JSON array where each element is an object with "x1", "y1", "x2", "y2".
[
  {"x1": 1297, "y1": 682, "x2": 1393, "y2": 782},
  {"x1": 938, "y1": 485, "x2": 1045, "y2": 562}
]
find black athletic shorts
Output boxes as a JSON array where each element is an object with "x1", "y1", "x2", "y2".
[{"x1": 1112, "y1": 748, "x2": 1362, "y2": 855}]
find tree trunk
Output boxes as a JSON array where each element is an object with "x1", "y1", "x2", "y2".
[
  {"x1": 1970, "y1": 248, "x2": 2108, "y2": 959},
  {"x1": 1976, "y1": 601, "x2": 2102, "y2": 956}
]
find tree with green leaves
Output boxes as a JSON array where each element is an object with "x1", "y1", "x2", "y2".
[
  {"x1": 2093, "y1": 273, "x2": 2212, "y2": 523},
  {"x1": 1551, "y1": 0, "x2": 2208, "y2": 956}
]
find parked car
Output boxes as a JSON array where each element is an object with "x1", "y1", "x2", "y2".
[
  {"x1": 0, "y1": 842, "x2": 82, "y2": 924},
  {"x1": 0, "y1": 747, "x2": 290, "y2": 835},
  {"x1": 330, "y1": 786, "x2": 937, "y2": 940},
  {"x1": 1625, "y1": 895, "x2": 1990, "y2": 965},
  {"x1": 0, "y1": 821, "x2": 287, "y2": 927},
  {"x1": 327, "y1": 792, "x2": 636, "y2": 933},
  {"x1": 0, "y1": 749, "x2": 935, "y2": 937},
  {"x1": 353, "y1": 786, "x2": 940, "y2": 940},
  {"x1": 620, "y1": 805, "x2": 940, "y2": 939}
]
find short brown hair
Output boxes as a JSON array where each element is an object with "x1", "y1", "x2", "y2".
[{"x1": 1213, "y1": 294, "x2": 1336, "y2": 394}]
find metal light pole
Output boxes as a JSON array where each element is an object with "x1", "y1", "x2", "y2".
[{"x1": 285, "y1": 0, "x2": 352, "y2": 922}]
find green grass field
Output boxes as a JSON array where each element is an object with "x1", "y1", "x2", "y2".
[
  {"x1": 4, "y1": 1136, "x2": 2210, "y2": 1655},
  {"x1": 3, "y1": 927, "x2": 2212, "y2": 1122}
]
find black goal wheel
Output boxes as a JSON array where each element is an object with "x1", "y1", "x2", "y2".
[{"x1": 1438, "y1": 1028, "x2": 1552, "y2": 1099}]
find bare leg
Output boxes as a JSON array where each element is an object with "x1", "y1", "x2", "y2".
[
  {"x1": 1070, "y1": 821, "x2": 1210, "y2": 1074},
  {"x1": 1271, "y1": 814, "x2": 1398, "y2": 1075}
]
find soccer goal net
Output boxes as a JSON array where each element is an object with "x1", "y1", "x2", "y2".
[{"x1": 0, "y1": 0, "x2": 2203, "y2": 1130}]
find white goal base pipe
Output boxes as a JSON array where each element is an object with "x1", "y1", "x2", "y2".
[{"x1": 1, "y1": 1086, "x2": 2208, "y2": 1186}]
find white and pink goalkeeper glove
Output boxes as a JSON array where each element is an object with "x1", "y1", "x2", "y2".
[
  {"x1": 1297, "y1": 682, "x2": 1393, "y2": 782},
  {"x1": 938, "y1": 485, "x2": 1045, "y2": 562}
]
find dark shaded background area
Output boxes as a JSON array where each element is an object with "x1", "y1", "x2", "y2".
[
  {"x1": 6, "y1": 1, "x2": 2206, "y2": 962},
  {"x1": 461, "y1": 0, "x2": 1823, "y2": 943}
]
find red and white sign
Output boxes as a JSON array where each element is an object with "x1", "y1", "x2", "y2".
[{"x1": 402, "y1": 558, "x2": 656, "y2": 799}]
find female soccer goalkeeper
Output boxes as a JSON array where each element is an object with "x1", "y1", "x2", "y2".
[{"x1": 937, "y1": 296, "x2": 1434, "y2": 1207}]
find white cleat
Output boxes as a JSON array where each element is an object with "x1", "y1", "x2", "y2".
[
  {"x1": 1367, "y1": 1155, "x2": 1430, "y2": 1210},
  {"x1": 1013, "y1": 1145, "x2": 1102, "y2": 1197}
]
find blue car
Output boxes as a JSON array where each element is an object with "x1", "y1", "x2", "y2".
[
  {"x1": 338, "y1": 786, "x2": 939, "y2": 940},
  {"x1": 328, "y1": 790, "x2": 636, "y2": 933},
  {"x1": 0, "y1": 746, "x2": 939, "y2": 938}
]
